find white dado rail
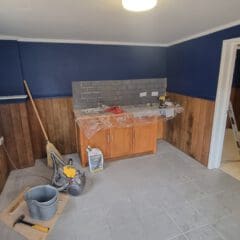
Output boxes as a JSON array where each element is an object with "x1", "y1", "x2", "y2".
[{"x1": 0, "y1": 95, "x2": 27, "y2": 100}]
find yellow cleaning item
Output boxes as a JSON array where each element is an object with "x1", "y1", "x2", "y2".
[{"x1": 63, "y1": 165, "x2": 77, "y2": 178}]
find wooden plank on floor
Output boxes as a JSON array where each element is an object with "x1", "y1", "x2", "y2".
[{"x1": 0, "y1": 189, "x2": 69, "y2": 240}]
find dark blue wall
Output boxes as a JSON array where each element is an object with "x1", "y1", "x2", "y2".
[
  {"x1": 167, "y1": 25, "x2": 240, "y2": 100},
  {"x1": 0, "y1": 41, "x2": 167, "y2": 99},
  {"x1": 0, "y1": 41, "x2": 24, "y2": 96},
  {"x1": 2, "y1": 24, "x2": 240, "y2": 101}
]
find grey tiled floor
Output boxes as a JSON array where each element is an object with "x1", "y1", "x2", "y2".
[{"x1": 1, "y1": 140, "x2": 240, "y2": 240}]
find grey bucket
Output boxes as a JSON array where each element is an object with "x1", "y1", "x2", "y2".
[{"x1": 24, "y1": 185, "x2": 58, "y2": 221}]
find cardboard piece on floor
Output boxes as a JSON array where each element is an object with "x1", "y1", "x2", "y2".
[{"x1": 0, "y1": 188, "x2": 69, "y2": 240}]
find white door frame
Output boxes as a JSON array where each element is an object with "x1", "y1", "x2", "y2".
[{"x1": 208, "y1": 37, "x2": 240, "y2": 169}]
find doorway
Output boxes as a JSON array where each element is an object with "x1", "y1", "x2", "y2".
[
  {"x1": 208, "y1": 38, "x2": 240, "y2": 169},
  {"x1": 220, "y1": 50, "x2": 240, "y2": 179}
]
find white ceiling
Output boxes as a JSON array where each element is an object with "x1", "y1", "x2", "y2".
[{"x1": 0, "y1": 0, "x2": 240, "y2": 45}]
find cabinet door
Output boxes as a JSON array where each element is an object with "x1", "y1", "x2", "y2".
[
  {"x1": 133, "y1": 117, "x2": 158, "y2": 154},
  {"x1": 109, "y1": 115, "x2": 133, "y2": 158},
  {"x1": 79, "y1": 128, "x2": 110, "y2": 167},
  {"x1": 77, "y1": 117, "x2": 110, "y2": 167}
]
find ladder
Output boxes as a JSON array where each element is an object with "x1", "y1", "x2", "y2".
[{"x1": 228, "y1": 102, "x2": 240, "y2": 151}]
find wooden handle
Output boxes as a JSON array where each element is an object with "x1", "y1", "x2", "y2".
[
  {"x1": 23, "y1": 80, "x2": 49, "y2": 141},
  {"x1": 32, "y1": 224, "x2": 49, "y2": 233}
]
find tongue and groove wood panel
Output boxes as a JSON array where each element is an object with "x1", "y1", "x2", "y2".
[
  {"x1": 0, "y1": 97, "x2": 76, "y2": 170},
  {"x1": 0, "y1": 103, "x2": 34, "y2": 169},
  {"x1": 0, "y1": 146, "x2": 9, "y2": 193},
  {"x1": 166, "y1": 92, "x2": 215, "y2": 166},
  {"x1": 26, "y1": 97, "x2": 76, "y2": 159}
]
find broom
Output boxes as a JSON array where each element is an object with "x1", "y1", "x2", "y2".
[{"x1": 23, "y1": 80, "x2": 63, "y2": 168}]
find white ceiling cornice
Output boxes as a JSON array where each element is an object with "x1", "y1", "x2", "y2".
[
  {"x1": 168, "y1": 19, "x2": 240, "y2": 46},
  {"x1": 0, "y1": 35, "x2": 168, "y2": 47},
  {"x1": 0, "y1": 20, "x2": 240, "y2": 47}
]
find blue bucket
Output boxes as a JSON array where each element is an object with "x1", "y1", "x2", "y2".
[{"x1": 24, "y1": 185, "x2": 58, "y2": 221}]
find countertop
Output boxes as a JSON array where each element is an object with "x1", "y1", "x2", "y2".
[{"x1": 73, "y1": 103, "x2": 166, "y2": 120}]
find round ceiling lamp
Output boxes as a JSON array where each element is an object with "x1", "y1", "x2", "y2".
[{"x1": 122, "y1": 0, "x2": 158, "y2": 12}]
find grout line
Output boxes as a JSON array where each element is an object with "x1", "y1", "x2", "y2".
[
  {"x1": 164, "y1": 210, "x2": 190, "y2": 240},
  {"x1": 209, "y1": 225, "x2": 226, "y2": 240}
]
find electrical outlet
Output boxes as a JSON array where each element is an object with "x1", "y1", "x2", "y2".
[
  {"x1": 151, "y1": 91, "x2": 159, "y2": 96},
  {"x1": 139, "y1": 92, "x2": 147, "y2": 97},
  {"x1": 0, "y1": 136, "x2": 4, "y2": 146}
]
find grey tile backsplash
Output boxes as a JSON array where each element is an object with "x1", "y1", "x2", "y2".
[{"x1": 72, "y1": 78, "x2": 167, "y2": 109}]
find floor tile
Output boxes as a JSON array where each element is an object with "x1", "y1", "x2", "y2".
[
  {"x1": 173, "y1": 181, "x2": 209, "y2": 202},
  {"x1": 1, "y1": 141, "x2": 240, "y2": 240},
  {"x1": 157, "y1": 185, "x2": 188, "y2": 209},
  {"x1": 167, "y1": 204, "x2": 208, "y2": 232},
  {"x1": 170, "y1": 235, "x2": 187, "y2": 240},
  {"x1": 140, "y1": 211, "x2": 181, "y2": 240},
  {"x1": 185, "y1": 226, "x2": 224, "y2": 240},
  {"x1": 215, "y1": 190, "x2": 240, "y2": 215},
  {"x1": 193, "y1": 170, "x2": 240, "y2": 194},
  {"x1": 212, "y1": 214, "x2": 240, "y2": 240},
  {"x1": 190, "y1": 193, "x2": 232, "y2": 223}
]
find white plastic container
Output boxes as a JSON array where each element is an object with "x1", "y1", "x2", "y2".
[{"x1": 86, "y1": 146, "x2": 104, "y2": 173}]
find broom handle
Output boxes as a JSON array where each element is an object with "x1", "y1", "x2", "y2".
[{"x1": 23, "y1": 80, "x2": 49, "y2": 141}]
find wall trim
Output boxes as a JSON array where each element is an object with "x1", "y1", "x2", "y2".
[
  {"x1": 0, "y1": 35, "x2": 168, "y2": 47},
  {"x1": 0, "y1": 95, "x2": 27, "y2": 100},
  {"x1": 0, "y1": 20, "x2": 240, "y2": 47},
  {"x1": 168, "y1": 20, "x2": 240, "y2": 46},
  {"x1": 208, "y1": 37, "x2": 240, "y2": 169}
]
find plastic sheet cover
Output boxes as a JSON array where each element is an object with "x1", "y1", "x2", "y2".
[{"x1": 75, "y1": 105, "x2": 183, "y2": 139}]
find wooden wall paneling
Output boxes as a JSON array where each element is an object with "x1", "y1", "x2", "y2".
[
  {"x1": 51, "y1": 98, "x2": 76, "y2": 155},
  {"x1": 166, "y1": 92, "x2": 214, "y2": 166},
  {"x1": 0, "y1": 146, "x2": 9, "y2": 192},
  {"x1": 201, "y1": 101, "x2": 215, "y2": 166},
  {"x1": 26, "y1": 100, "x2": 46, "y2": 159},
  {"x1": 27, "y1": 98, "x2": 76, "y2": 159},
  {"x1": 157, "y1": 118, "x2": 166, "y2": 139},
  {"x1": 0, "y1": 97, "x2": 76, "y2": 191},
  {"x1": 12, "y1": 103, "x2": 34, "y2": 168},
  {"x1": 67, "y1": 99, "x2": 77, "y2": 154},
  {"x1": 0, "y1": 103, "x2": 34, "y2": 169},
  {"x1": 52, "y1": 99, "x2": 65, "y2": 153},
  {"x1": 0, "y1": 104, "x2": 19, "y2": 169},
  {"x1": 19, "y1": 104, "x2": 34, "y2": 167},
  {"x1": 0, "y1": 113, "x2": 9, "y2": 192}
]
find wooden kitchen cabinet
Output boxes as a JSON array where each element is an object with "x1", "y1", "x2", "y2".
[
  {"x1": 77, "y1": 117, "x2": 110, "y2": 167},
  {"x1": 76, "y1": 114, "x2": 158, "y2": 167},
  {"x1": 109, "y1": 115, "x2": 133, "y2": 158},
  {"x1": 133, "y1": 117, "x2": 158, "y2": 154}
]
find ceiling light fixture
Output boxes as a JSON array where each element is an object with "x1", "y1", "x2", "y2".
[{"x1": 122, "y1": 0, "x2": 158, "y2": 12}]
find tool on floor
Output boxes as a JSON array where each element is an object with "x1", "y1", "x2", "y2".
[
  {"x1": 9, "y1": 197, "x2": 24, "y2": 215},
  {"x1": 13, "y1": 215, "x2": 49, "y2": 233},
  {"x1": 228, "y1": 101, "x2": 240, "y2": 154},
  {"x1": 23, "y1": 80, "x2": 86, "y2": 196}
]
